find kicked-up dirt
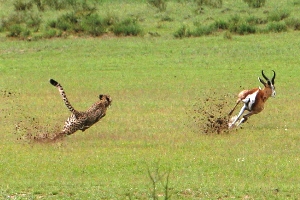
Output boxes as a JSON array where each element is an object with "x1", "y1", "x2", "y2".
[
  {"x1": 191, "y1": 92, "x2": 237, "y2": 134},
  {"x1": 14, "y1": 116, "x2": 65, "y2": 143}
]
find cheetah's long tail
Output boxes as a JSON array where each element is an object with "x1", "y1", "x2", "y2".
[{"x1": 50, "y1": 79, "x2": 76, "y2": 114}]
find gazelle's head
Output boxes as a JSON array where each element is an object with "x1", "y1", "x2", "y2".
[{"x1": 258, "y1": 70, "x2": 276, "y2": 97}]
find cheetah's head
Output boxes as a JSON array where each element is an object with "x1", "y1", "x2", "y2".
[{"x1": 99, "y1": 94, "x2": 112, "y2": 107}]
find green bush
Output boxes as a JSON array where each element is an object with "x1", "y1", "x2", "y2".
[
  {"x1": 228, "y1": 15, "x2": 256, "y2": 35},
  {"x1": 294, "y1": 0, "x2": 300, "y2": 5},
  {"x1": 13, "y1": 0, "x2": 33, "y2": 11},
  {"x1": 236, "y1": 22, "x2": 256, "y2": 34},
  {"x1": 174, "y1": 25, "x2": 190, "y2": 38},
  {"x1": 26, "y1": 13, "x2": 42, "y2": 31},
  {"x1": 223, "y1": 30, "x2": 232, "y2": 39},
  {"x1": 46, "y1": 1, "x2": 100, "y2": 36},
  {"x1": 21, "y1": 29, "x2": 31, "y2": 38},
  {"x1": 148, "y1": 0, "x2": 167, "y2": 12},
  {"x1": 103, "y1": 13, "x2": 118, "y2": 26},
  {"x1": 1, "y1": 13, "x2": 25, "y2": 30},
  {"x1": 161, "y1": 15, "x2": 173, "y2": 22},
  {"x1": 267, "y1": 9, "x2": 290, "y2": 22},
  {"x1": 43, "y1": 29, "x2": 57, "y2": 38},
  {"x1": 47, "y1": 20, "x2": 57, "y2": 28},
  {"x1": 113, "y1": 18, "x2": 142, "y2": 36},
  {"x1": 243, "y1": 0, "x2": 266, "y2": 8},
  {"x1": 214, "y1": 19, "x2": 228, "y2": 29},
  {"x1": 267, "y1": 21, "x2": 287, "y2": 32},
  {"x1": 285, "y1": 17, "x2": 300, "y2": 30},
  {"x1": 82, "y1": 14, "x2": 106, "y2": 36},
  {"x1": 228, "y1": 14, "x2": 242, "y2": 33},
  {"x1": 44, "y1": 0, "x2": 68, "y2": 10},
  {"x1": 246, "y1": 15, "x2": 267, "y2": 25},
  {"x1": 191, "y1": 24, "x2": 216, "y2": 36},
  {"x1": 7, "y1": 24, "x2": 23, "y2": 37},
  {"x1": 55, "y1": 12, "x2": 82, "y2": 32},
  {"x1": 56, "y1": 21, "x2": 71, "y2": 31},
  {"x1": 1, "y1": 3, "x2": 42, "y2": 38},
  {"x1": 195, "y1": 0, "x2": 223, "y2": 8}
]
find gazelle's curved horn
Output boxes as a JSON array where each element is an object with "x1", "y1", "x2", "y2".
[
  {"x1": 271, "y1": 70, "x2": 276, "y2": 84},
  {"x1": 261, "y1": 70, "x2": 269, "y2": 81}
]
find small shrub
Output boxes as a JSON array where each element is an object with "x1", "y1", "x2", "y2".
[
  {"x1": 214, "y1": 19, "x2": 228, "y2": 29},
  {"x1": 267, "y1": 9, "x2": 290, "y2": 22},
  {"x1": 294, "y1": 0, "x2": 300, "y2": 5},
  {"x1": 113, "y1": 18, "x2": 142, "y2": 36},
  {"x1": 21, "y1": 29, "x2": 31, "y2": 38},
  {"x1": 26, "y1": 13, "x2": 42, "y2": 30},
  {"x1": 103, "y1": 13, "x2": 119, "y2": 26},
  {"x1": 285, "y1": 17, "x2": 300, "y2": 30},
  {"x1": 7, "y1": 25, "x2": 23, "y2": 37},
  {"x1": 1, "y1": 13, "x2": 25, "y2": 29},
  {"x1": 246, "y1": 15, "x2": 267, "y2": 25},
  {"x1": 31, "y1": 0, "x2": 44, "y2": 11},
  {"x1": 56, "y1": 20, "x2": 72, "y2": 31},
  {"x1": 161, "y1": 15, "x2": 173, "y2": 22},
  {"x1": 47, "y1": 1, "x2": 99, "y2": 35},
  {"x1": 223, "y1": 30, "x2": 232, "y2": 39},
  {"x1": 43, "y1": 0, "x2": 68, "y2": 10},
  {"x1": 43, "y1": 29, "x2": 57, "y2": 38},
  {"x1": 174, "y1": 25, "x2": 190, "y2": 38},
  {"x1": 191, "y1": 24, "x2": 216, "y2": 36},
  {"x1": 13, "y1": 0, "x2": 33, "y2": 11},
  {"x1": 195, "y1": 0, "x2": 223, "y2": 8},
  {"x1": 55, "y1": 12, "x2": 78, "y2": 31},
  {"x1": 236, "y1": 22, "x2": 256, "y2": 34},
  {"x1": 82, "y1": 14, "x2": 106, "y2": 36},
  {"x1": 228, "y1": 15, "x2": 256, "y2": 34},
  {"x1": 148, "y1": 0, "x2": 167, "y2": 12},
  {"x1": 267, "y1": 21, "x2": 287, "y2": 32},
  {"x1": 228, "y1": 14, "x2": 242, "y2": 32},
  {"x1": 47, "y1": 20, "x2": 57, "y2": 28},
  {"x1": 243, "y1": 0, "x2": 266, "y2": 8}
]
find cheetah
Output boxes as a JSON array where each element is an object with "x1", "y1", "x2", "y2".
[{"x1": 49, "y1": 79, "x2": 112, "y2": 139}]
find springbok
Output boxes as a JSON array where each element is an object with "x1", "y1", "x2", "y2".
[{"x1": 228, "y1": 70, "x2": 276, "y2": 128}]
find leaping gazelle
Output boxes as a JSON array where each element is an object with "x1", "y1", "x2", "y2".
[{"x1": 228, "y1": 70, "x2": 276, "y2": 128}]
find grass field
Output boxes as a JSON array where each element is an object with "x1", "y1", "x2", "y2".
[{"x1": 1, "y1": 0, "x2": 300, "y2": 199}]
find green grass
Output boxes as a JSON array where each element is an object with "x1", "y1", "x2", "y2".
[{"x1": 1, "y1": 0, "x2": 300, "y2": 199}]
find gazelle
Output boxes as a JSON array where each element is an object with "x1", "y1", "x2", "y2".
[{"x1": 228, "y1": 70, "x2": 276, "y2": 128}]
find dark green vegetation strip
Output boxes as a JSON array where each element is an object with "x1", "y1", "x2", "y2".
[{"x1": 1, "y1": 0, "x2": 300, "y2": 40}]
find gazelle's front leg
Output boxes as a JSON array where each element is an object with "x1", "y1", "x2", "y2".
[{"x1": 229, "y1": 104, "x2": 247, "y2": 128}]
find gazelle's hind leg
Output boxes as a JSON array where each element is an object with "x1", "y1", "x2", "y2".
[
  {"x1": 236, "y1": 112, "x2": 254, "y2": 127},
  {"x1": 228, "y1": 104, "x2": 246, "y2": 128},
  {"x1": 229, "y1": 99, "x2": 241, "y2": 116}
]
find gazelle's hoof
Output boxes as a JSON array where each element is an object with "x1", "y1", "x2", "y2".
[{"x1": 228, "y1": 115, "x2": 238, "y2": 129}]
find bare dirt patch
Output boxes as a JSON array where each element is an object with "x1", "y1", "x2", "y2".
[{"x1": 191, "y1": 92, "x2": 237, "y2": 134}]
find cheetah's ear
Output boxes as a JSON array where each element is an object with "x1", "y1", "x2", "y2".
[{"x1": 99, "y1": 94, "x2": 103, "y2": 99}]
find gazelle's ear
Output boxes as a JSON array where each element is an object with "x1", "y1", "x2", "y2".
[{"x1": 258, "y1": 77, "x2": 266, "y2": 86}]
